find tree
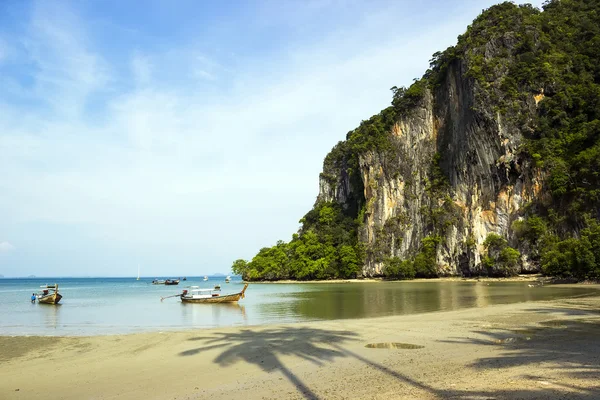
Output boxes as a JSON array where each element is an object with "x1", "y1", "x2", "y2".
[
  {"x1": 483, "y1": 233, "x2": 521, "y2": 276},
  {"x1": 383, "y1": 257, "x2": 415, "y2": 279}
]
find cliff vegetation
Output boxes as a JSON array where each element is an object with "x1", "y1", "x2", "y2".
[{"x1": 233, "y1": 0, "x2": 600, "y2": 281}]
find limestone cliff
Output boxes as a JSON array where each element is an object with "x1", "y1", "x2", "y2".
[
  {"x1": 318, "y1": 3, "x2": 547, "y2": 277},
  {"x1": 235, "y1": 0, "x2": 600, "y2": 281}
]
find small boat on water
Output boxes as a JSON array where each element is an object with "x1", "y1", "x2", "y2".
[
  {"x1": 183, "y1": 277, "x2": 187, "y2": 281},
  {"x1": 225, "y1": 276, "x2": 231, "y2": 283},
  {"x1": 203, "y1": 276, "x2": 208, "y2": 281},
  {"x1": 36, "y1": 284, "x2": 62, "y2": 305},
  {"x1": 162, "y1": 284, "x2": 248, "y2": 303},
  {"x1": 214, "y1": 284, "x2": 221, "y2": 290},
  {"x1": 152, "y1": 279, "x2": 179, "y2": 285}
]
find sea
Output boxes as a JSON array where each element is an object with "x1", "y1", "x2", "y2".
[{"x1": 0, "y1": 276, "x2": 597, "y2": 336}]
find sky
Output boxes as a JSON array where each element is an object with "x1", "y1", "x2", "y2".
[{"x1": 0, "y1": 0, "x2": 544, "y2": 277}]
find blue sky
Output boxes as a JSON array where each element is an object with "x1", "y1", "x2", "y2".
[{"x1": 0, "y1": 0, "x2": 544, "y2": 277}]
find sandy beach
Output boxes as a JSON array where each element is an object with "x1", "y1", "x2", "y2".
[{"x1": 1, "y1": 288, "x2": 599, "y2": 400}]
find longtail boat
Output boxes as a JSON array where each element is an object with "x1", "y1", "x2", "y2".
[
  {"x1": 37, "y1": 284, "x2": 62, "y2": 305},
  {"x1": 162, "y1": 284, "x2": 248, "y2": 303}
]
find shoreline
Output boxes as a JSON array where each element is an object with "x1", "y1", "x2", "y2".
[
  {"x1": 3, "y1": 279, "x2": 598, "y2": 339},
  {"x1": 244, "y1": 273, "x2": 584, "y2": 284},
  {"x1": 1, "y1": 291, "x2": 600, "y2": 399}
]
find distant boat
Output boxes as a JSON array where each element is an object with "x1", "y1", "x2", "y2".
[
  {"x1": 214, "y1": 284, "x2": 221, "y2": 290},
  {"x1": 225, "y1": 276, "x2": 231, "y2": 283},
  {"x1": 137, "y1": 265, "x2": 140, "y2": 281},
  {"x1": 153, "y1": 279, "x2": 180, "y2": 285},
  {"x1": 183, "y1": 277, "x2": 187, "y2": 281},
  {"x1": 203, "y1": 276, "x2": 208, "y2": 281},
  {"x1": 36, "y1": 284, "x2": 62, "y2": 305},
  {"x1": 162, "y1": 284, "x2": 248, "y2": 303}
]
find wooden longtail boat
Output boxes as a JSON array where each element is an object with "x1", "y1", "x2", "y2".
[
  {"x1": 37, "y1": 284, "x2": 62, "y2": 305},
  {"x1": 162, "y1": 284, "x2": 248, "y2": 303}
]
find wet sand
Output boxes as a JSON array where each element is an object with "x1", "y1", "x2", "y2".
[{"x1": 1, "y1": 288, "x2": 599, "y2": 399}]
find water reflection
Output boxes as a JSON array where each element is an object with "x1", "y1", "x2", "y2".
[
  {"x1": 474, "y1": 283, "x2": 489, "y2": 308},
  {"x1": 42, "y1": 304, "x2": 61, "y2": 330},
  {"x1": 2, "y1": 278, "x2": 598, "y2": 336},
  {"x1": 179, "y1": 302, "x2": 248, "y2": 328},
  {"x1": 211, "y1": 303, "x2": 247, "y2": 323},
  {"x1": 260, "y1": 282, "x2": 598, "y2": 321}
]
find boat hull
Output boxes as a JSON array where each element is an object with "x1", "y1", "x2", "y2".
[
  {"x1": 181, "y1": 292, "x2": 243, "y2": 303},
  {"x1": 38, "y1": 292, "x2": 62, "y2": 305},
  {"x1": 180, "y1": 284, "x2": 248, "y2": 304}
]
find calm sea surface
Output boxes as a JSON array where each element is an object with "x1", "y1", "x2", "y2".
[{"x1": 0, "y1": 277, "x2": 597, "y2": 336}]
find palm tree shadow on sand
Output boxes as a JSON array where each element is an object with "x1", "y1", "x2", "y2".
[
  {"x1": 180, "y1": 327, "x2": 358, "y2": 399},
  {"x1": 178, "y1": 317, "x2": 600, "y2": 399}
]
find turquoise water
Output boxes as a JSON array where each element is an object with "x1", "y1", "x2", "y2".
[{"x1": 0, "y1": 277, "x2": 597, "y2": 336}]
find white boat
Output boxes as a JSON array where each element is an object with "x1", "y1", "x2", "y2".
[
  {"x1": 137, "y1": 264, "x2": 140, "y2": 281},
  {"x1": 203, "y1": 276, "x2": 208, "y2": 281},
  {"x1": 225, "y1": 276, "x2": 231, "y2": 283},
  {"x1": 162, "y1": 284, "x2": 248, "y2": 303}
]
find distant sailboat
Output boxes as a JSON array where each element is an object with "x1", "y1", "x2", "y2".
[
  {"x1": 203, "y1": 276, "x2": 208, "y2": 281},
  {"x1": 137, "y1": 265, "x2": 140, "y2": 281}
]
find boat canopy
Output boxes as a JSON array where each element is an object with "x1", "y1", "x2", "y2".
[{"x1": 188, "y1": 288, "x2": 216, "y2": 293}]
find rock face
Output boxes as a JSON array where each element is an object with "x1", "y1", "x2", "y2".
[
  {"x1": 318, "y1": 40, "x2": 544, "y2": 277},
  {"x1": 236, "y1": 1, "x2": 599, "y2": 282}
]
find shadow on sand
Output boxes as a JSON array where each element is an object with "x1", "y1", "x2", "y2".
[
  {"x1": 179, "y1": 309, "x2": 600, "y2": 399},
  {"x1": 180, "y1": 327, "x2": 358, "y2": 399},
  {"x1": 439, "y1": 315, "x2": 600, "y2": 399}
]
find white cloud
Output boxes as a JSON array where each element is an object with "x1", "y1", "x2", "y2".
[
  {"x1": 0, "y1": 242, "x2": 15, "y2": 253},
  {"x1": 23, "y1": 1, "x2": 110, "y2": 118},
  {"x1": 192, "y1": 68, "x2": 216, "y2": 81}
]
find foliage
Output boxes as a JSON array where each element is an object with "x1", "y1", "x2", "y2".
[
  {"x1": 413, "y1": 236, "x2": 441, "y2": 278},
  {"x1": 231, "y1": 202, "x2": 362, "y2": 281},
  {"x1": 390, "y1": 79, "x2": 427, "y2": 114},
  {"x1": 231, "y1": 259, "x2": 248, "y2": 276},
  {"x1": 235, "y1": 0, "x2": 600, "y2": 281},
  {"x1": 482, "y1": 233, "x2": 521, "y2": 276},
  {"x1": 344, "y1": 106, "x2": 399, "y2": 155},
  {"x1": 540, "y1": 219, "x2": 600, "y2": 279},
  {"x1": 426, "y1": 0, "x2": 600, "y2": 279},
  {"x1": 383, "y1": 257, "x2": 415, "y2": 280}
]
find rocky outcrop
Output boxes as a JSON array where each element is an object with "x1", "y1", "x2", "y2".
[{"x1": 317, "y1": 31, "x2": 546, "y2": 277}]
